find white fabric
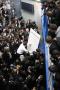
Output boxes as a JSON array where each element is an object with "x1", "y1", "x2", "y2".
[
  {"x1": 17, "y1": 43, "x2": 28, "y2": 54},
  {"x1": 0, "y1": 23, "x2": 2, "y2": 27},
  {"x1": 20, "y1": 55, "x2": 25, "y2": 62},
  {"x1": 56, "y1": 26, "x2": 60, "y2": 37},
  {"x1": 6, "y1": 4, "x2": 11, "y2": 10},
  {"x1": 0, "y1": 51, "x2": 3, "y2": 59}
]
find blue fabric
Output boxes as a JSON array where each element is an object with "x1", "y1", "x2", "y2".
[
  {"x1": 40, "y1": 14, "x2": 49, "y2": 90},
  {"x1": 39, "y1": 15, "x2": 48, "y2": 53}
]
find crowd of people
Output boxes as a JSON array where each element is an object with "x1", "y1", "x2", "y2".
[
  {"x1": 45, "y1": 0, "x2": 60, "y2": 90},
  {"x1": 0, "y1": 2, "x2": 45, "y2": 90}
]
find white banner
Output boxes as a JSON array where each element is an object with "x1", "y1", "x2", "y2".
[{"x1": 27, "y1": 28, "x2": 41, "y2": 53}]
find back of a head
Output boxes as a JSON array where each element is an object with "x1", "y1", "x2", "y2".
[
  {"x1": 49, "y1": 23, "x2": 57, "y2": 30},
  {"x1": 46, "y1": 35, "x2": 53, "y2": 44}
]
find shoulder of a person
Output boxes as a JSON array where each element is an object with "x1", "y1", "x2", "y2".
[
  {"x1": 20, "y1": 43, "x2": 25, "y2": 48},
  {"x1": 57, "y1": 26, "x2": 60, "y2": 31},
  {"x1": 58, "y1": 26, "x2": 60, "y2": 28}
]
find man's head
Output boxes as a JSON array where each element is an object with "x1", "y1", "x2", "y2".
[{"x1": 46, "y1": 35, "x2": 53, "y2": 44}]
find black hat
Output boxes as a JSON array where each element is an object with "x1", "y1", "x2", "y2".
[
  {"x1": 49, "y1": 65, "x2": 58, "y2": 73},
  {"x1": 55, "y1": 73, "x2": 60, "y2": 81},
  {"x1": 57, "y1": 37, "x2": 60, "y2": 47},
  {"x1": 52, "y1": 49, "x2": 60, "y2": 55}
]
